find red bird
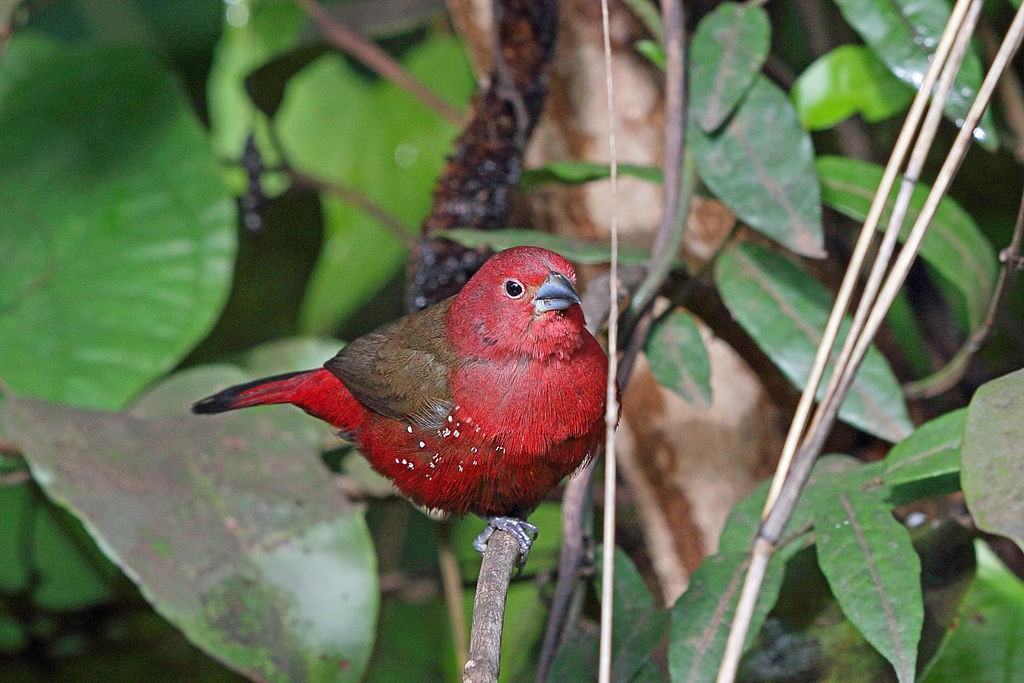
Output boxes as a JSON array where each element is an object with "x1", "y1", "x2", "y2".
[{"x1": 193, "y1": 246, "x2": 608, "y2": 561}]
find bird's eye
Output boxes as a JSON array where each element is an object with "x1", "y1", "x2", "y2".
[{"x1": 504, "y1": 279, "x2": 524, "y2": 298}]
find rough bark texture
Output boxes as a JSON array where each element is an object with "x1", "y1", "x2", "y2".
[{"x1": 462, "y1": 530, "x2": 519, "y2": 683}]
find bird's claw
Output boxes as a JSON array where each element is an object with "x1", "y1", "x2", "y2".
[{"x1": 473, "y1": 516, "x2": 538, "y2": 566}]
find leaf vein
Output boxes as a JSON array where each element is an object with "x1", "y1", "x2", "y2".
[{"x1": 838, "y1": 493, "x2": 909, "y2": 677}]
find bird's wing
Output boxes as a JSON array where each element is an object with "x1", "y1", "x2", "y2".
[{"x1": 324, "y1": 300, "x2": 457, "y2": 430}]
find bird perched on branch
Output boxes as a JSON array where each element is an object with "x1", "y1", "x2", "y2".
[{"x1": 193, "y1": 246, "x2": 608, "y2": 563}]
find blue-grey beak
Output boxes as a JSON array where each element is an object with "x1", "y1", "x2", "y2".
[{"x1": 534, "y1": 272, "x2": 582, "y2": 313}]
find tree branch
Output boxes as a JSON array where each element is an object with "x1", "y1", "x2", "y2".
[
  {"x1": 463, "y1": 528, "x2": 520, "y2": 683},
  {"x1": 295, "y1": 0, "x2": 464, "y2": 126},
  {"x1": 903, "y1": 183, "x2": 1024, "y2": 398}
]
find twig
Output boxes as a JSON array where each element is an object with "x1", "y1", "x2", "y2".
[
  {"x1": 980, "y1": 20, "x2": 1024, "y2": 162},
  {"x1": 597, "y1": 0, "x2": 621, "y2": 677},
  {"x1": 536, "y1": 464, "x2": 594, "y2": 682},
  {"x1": 717, "y1": 0, "x2": 1003, "y2": 679},
  {"x1": 538, "y1": 1, "x2": 687, "y2": 674},
  {"x1": 439, "y1": 522, "x2": 470, "y2": 666},
  {"x1": 294, "y1": 0, "x2": 464, "y2": 126},
  {"x1": 903, "y1": 184, "x2": 1024, "y2": 398},
  {"x1": 463, "y1": 528, "x2": 519, "y2": 683}
]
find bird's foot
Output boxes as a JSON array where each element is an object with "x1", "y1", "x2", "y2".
[{"x1": 473, "y1": 516, "x2": 538, "y2": 566}]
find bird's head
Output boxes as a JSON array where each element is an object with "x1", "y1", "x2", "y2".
[{"x1": 447, "y1": 246, "x2": 590, "y2": 360}]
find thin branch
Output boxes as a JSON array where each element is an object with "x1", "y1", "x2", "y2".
[
  {"x1": 536, "y1": 464, "x2": 594, "y2": 682},
  {"x1": 538, "y1": 1, "x2": 687, "y2": 673},
  {"x1": 628, "y1": 0, "x2": 690, "y2": 321},
  {"x1": 294, "y1": 0, "x2": 464, "y2": 126},
  {"x1": 980, "y1": 20, "x2": 1024, "y2": 162},
  {"x1": 718, "y1": 0, "x2": 1001, "y2": 679},
  {"x1": 597, "y1": 0, "x2": 622, "y2": 677},
  {"x1": 463, "y1": 529, "x2": 519, "y2": 683},
  {"x1": 758, "y1": 0, "x2": 977, "y2": 526},
  {"x1": 904, "y1": 184, "x2": 1024, "y2": 398}
]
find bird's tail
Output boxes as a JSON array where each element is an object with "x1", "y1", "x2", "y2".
[{"x1": 192, "y1": 368, "x2": 362, "y2": 432}]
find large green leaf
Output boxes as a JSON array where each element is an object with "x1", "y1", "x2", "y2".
[
  {"x1": 833, "y1": 0, "x2": 997, "y2": 148},
  {"x1": 275, "y1": 35, "x2": 473, "y2": 334},
  {"x1": 0, "y1": 480, "x2": 114, "y2": 612},
  {"x1": 921, "y1": 541, "x2": 1024, "y2": 682},
  {"x1": 812, "y1": 492, "x2": 922, "y2": 682},
  {"x1": 689, "y1": 2, "x2": 771, "y2": 133},
  {"x1": 961, "y1": 368, "x2": 1024, "y2": 551},
  {"x1": 0, "y1": 36, "x2": 236, "y2": 409},
  {"x1": 792, "y1": 45, "x2": 914, "y2": 130},
  {"x1": 691, "y1": 77, "x2": 824, "y2": 257},
  {"x1": 715, "y1": 243, "x2": 912, "y2": 442},
  {"x1": 817, "y1": 155, "x2": 997, "y2": 333},
  {"x1": 667, "y1": 458, "x2": 872, "y2": 682},
  {"x1": 644, "y1": 309, "x2": 712, "y2": 407},
  {"x1": 2, "y1": 363, "x2": 378, "y2": 682},
  {"x1": 669, "y1": 550, "x2": 785, "y2": 683}
]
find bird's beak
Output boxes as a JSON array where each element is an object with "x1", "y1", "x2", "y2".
[{"x1": 534, "y1": 272, "x2": 582, "y2": 313}]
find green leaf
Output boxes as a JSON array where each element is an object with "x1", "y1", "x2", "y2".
[
  {"x1": 668, "y1": 550, "x2": 785, "y2": 683},
  {"x1": 669, "y1": 459, "x2": 880, "y2": 681},
  {"x1": 833, "y1": 0, "x2": 997, "y2": 149},
  {"x1": 30, "y1": 499, "x2": 119, "y2": 610},
  {"x1": 0, "y1": 610, "x2": 26, "y2": 654},
  {"x1": 961, "y1": 368, "x2": 1024, "y2": 551},
  {"x1": 667, "y1": 473, "x2": 817, "y2": 683},
  {"x1": 634, "y1": 38, "x2": 666, "y2": 70},
  {"x1": 921, "y1": 541, "x2": 1024, "y2": 682},
  {"x1": 2, "y1": 363, "x2": 378, "y2": 682},
  {"x1": 438, "y1": 227, "x2": 652, "y2": 267},
  {"x1": 0, "y1": 36, "x2": 236, "y2": 409},
  {"x1": 363, "y1": 594, "x2": 456, "y2": 682},
  {"x1": 521, "y1": 160, "x2": 663, "y2": 187},
  {"x1": 884, "y1": 409, "x2": 964, "y2": 487},
  {"x1": 689, "y1": 2, "x2": 771, "y2": 133},
  {"x1": 792, "y1": 45, "x2": 914, "y2": 130},
  {"x1": 715, "y1": 243, "x2": 912, "y2": 442},
  {"x1": 812, "y1": 492, "x2": 922, "y2": 682},
  {"x1": 605, "y1": 548, "x2": 669, "y2": 682},
  {"x1": 817, "y1": 155, "x2": 998, "y2": 333},
  {"x1": 644, "y1": 309, "x2": 712, "y2": 407},
  {"x1": 275, "y1": 35, "x2": 474, "y2": 334},
  {"x1": 691, "y1": 77, "x2": 824, "y2": 258},
  {"x1": 0, "y1": 483, "x2": 32, "y2": 594}
]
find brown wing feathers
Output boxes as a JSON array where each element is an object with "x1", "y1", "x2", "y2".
[{"x1": 324, "y1": 300, "x2": 458, "y2": 430}]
